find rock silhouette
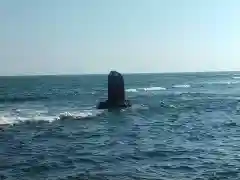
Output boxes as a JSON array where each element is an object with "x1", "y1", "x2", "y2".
[{"x1": 97, "y1": 71, "x2": 131, "y2": 109}]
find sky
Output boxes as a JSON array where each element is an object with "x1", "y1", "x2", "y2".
[{"x1": 1, "y1": 0, "x2": 240, "y2": 75}]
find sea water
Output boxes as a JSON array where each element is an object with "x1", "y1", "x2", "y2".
[{"x1": 0, "y1": 72, "x2": 240, "y2": 180}]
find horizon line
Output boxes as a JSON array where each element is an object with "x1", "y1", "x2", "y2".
[{"x1": 0, "y1": 70, "x2": 240, "y2": 77}]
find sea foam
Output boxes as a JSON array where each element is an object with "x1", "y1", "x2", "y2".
[{"x1": 126, "y1": 86, "x2": 166, "y2": 92}]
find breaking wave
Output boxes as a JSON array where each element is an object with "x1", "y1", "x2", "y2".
[
  {"x1": 126, "y1": 89, "x2": 138, "y2": 92},
  {"x1": 172, "y1": 84, "x2": 191, "y2": 88},
  {"x1": 204, "y1": 80, "x2": 240, "y2": 85},
  {"x1": 0, "y1": 109, "x2": 105, "y2": 126},
  {"x1": 56, "y1": 110, "x2": 104, "y2": 121},
  {"x1": 126, "y1": 86, "x2": 166, "y2": 92},
  {"x1": 0, "y1": 114, "x2": 57, "y2": 126},
  {"x1": 141, "y1": 87, "x2": 166, "y2": 91},
  {"x1": 232, "y1": 76, "x2": 240, "y2": 79}
]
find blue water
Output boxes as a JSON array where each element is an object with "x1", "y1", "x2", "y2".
[{"x1": 1, "y1": 72, "x2": 240, "y2": 180}]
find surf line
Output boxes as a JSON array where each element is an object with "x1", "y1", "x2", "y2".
[{"x1": 96, "y1": 71, "x2": 132, "y2": 110}]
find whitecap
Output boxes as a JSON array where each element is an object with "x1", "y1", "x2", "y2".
[
  {"x1": 140, "y1": 87, "x2": 166, "y2": 91},
  {"x1": 232, "y1": 76, "x2": 240, "y2": 79},
  {"x1": 173, "y1": 84, "x2": 191, "y2": 88},
  {"x1": 126, "y1": 87, "x2": 166, "y2": 92},
  {"x1": 0, "y1": 116, "x2": 14, "y2": 125},
  {"x1": 0, "y1": 109, "x2": 103, "y2": 125},
  {"x1": 56, "y1": 110, "x2": 104, "y2": 121},
  {"x1": 204, "y1": 80, "x2": 240, "y2": 85},
  {"x1": 0, "y1": 114, "x2": 58, "y2": 125},
  {"x1": 126, "y1": 88, "x2": 138, "y2": 92}
]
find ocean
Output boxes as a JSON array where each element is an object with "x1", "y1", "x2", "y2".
[{"x1": 0, "y1": 72, "x2": 240, "y2": 180}]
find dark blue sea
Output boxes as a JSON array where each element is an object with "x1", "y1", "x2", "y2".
[{"x1": 1, "y1": 72, "x2": 240, "y2": 180}]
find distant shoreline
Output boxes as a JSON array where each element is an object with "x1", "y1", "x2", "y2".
[{"x1": 0, "y1": 70, "x2": 240, "y2": 77}]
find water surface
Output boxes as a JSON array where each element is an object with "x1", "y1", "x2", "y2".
[{"x1": 1, "y1": 72, "x2": 240, "y2": 180}]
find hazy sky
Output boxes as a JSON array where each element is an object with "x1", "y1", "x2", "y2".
[{"x1": 1, "y1": 0, "x2": 240, "y2": 75}]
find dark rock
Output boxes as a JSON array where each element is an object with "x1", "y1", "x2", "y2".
[{"x1": 97, "y1": 71, "x2": 131, "y2": 109}]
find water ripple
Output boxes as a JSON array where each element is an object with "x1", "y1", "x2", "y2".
[{"x1": 1, "y1": 73, "x2": 240, "y2": 179}]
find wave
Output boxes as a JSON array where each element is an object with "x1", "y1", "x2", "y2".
[
  {"x1": 193, "y1": 80, "x2": 240, "y2": 86},
  {"x1": 0, "y1": 116, "x2": 15, "y2": 125},
  {"x1": 208, "y1": 81, "x2": 240, "y2": 85},
  {"x1": 142, "y1": 87, "x2": 166, "y2": 91},
  {"x1": 126, "y1": 86, "x2": 166, "y2": 93},
  {"x1": 126, "y1": 85, "x2": 191, "y2": 93},
  {"x1": 0, "y1": 114, "x2": 57, "y2": 126},
  {"x1": 56, "y1": 110, "x2": 104, "y2": 121},
  {"x1": 232, "y1": 76, "x2": 240, "y2": 79},
  {"x1": 0, "y1": 96, "x2": 49, "y2": 103},
  {"x1": 172, "y1": 84, "x2": 191, "y2": 88},
  {"x1": 0, "y1": 109, "x2": 105, "y2": 126},
  {"x1": 126, "y1": 89, "x2": 138, "y2": 92}
]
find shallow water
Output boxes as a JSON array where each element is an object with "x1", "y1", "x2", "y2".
[{"x1": 1, "y1": 72, "x2": 240, "y2": 180}]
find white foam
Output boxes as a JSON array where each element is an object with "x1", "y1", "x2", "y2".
[
  {"x1": 126, "y1": 88, "x2": 138, "y2": 92},
  {"x1": 0, "y1": 116, "x2": 14, "y2": 125},
  {"x1": 0, "y1": 103, "x2": 107, "y2": 126},
  {"x1": 0, "y1": 107, "x2": 55, "y2": 125},
  {"x1": 32, "y1": 115, "x2": 58, "y2": 122},
  {"x1": 0, "y1": 114, "x2": 58, "y2": 125},
  {"x1": 57, "y1": 110, "x2": 104, "y2": 121},
  {"x1": 206, "y1": 81, "x2": 240, "y2": 85},
  {"x1": 173, "y1": 84, "x2": 191, "y2": 88},
  {"x1": 125, "y1": 86, "x2": 166, "y2": 93},
  {"x1": 0, "y1": 109, "x2": 104, "y2": 125},
  {"x1": 232, "y1": 76, "x2": 240, "y2": 79},
  {"x1": 141, "y1": 87, "x2": 166, "y2": 91}
]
